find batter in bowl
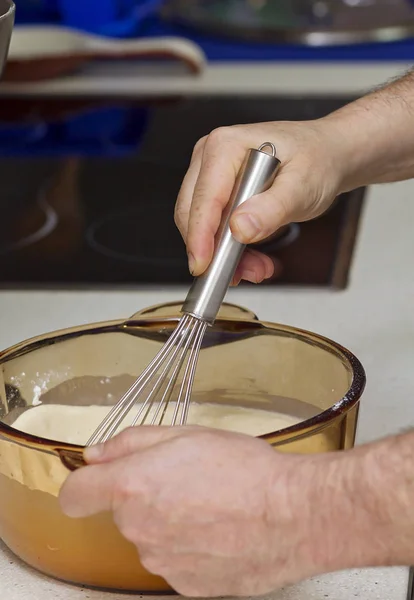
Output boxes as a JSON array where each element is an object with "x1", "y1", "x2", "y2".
[{"x1": 11, "y1": 402, "x2": 302, "y2": 445}]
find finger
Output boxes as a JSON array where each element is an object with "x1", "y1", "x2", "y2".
[
  {"x1": 230, "y1": 172, "x2": 305, "y2": 244},
  {"x1": 230, "y1": 249, "x2": 274, "y2": 285},
  {"x1": 174, "y1": 139, "x2": 205, "y2": 244},
  {"x1": 240, "y1": 250, "x2": 283, "y2": 281},
  {"x1": 84, "y1": 426, "x2": 195, "y2": 465},
  {"x1": 231, "y1": 256, "x2": 283, "y2": 286},
  {"x1": 186, "y1": 129, "x2": 250, "y2": 276},
  {"x1": 60, "y1": 427, "x2": 201, "y2": 518},
  {"x1": 240, "y1": 248, "x2": 275, "y2": 283},
  {"x1": 59, "y1": 461, "x2": 118, "y2": 518}
]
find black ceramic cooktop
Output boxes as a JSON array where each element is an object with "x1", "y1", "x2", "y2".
[{"x1": 0, "y1": 94, "x2": 365, "y2": 289}]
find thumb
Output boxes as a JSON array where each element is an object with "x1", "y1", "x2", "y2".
[
  {"x1": 84, "y1": 425, "x2": 192, "y2": 464},
  {"x1": 230, "y1": 177, "x2": 307, "y2": 244}
]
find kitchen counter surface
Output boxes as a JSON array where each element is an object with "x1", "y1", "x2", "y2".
[
  {"x1": 0, "y1": 60, "x2": 411, "y2": 98},
  {"x1": 0, "y1": 61, "x2": 413, "y2": 599}
]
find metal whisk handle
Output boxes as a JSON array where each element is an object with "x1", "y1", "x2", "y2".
[{"x1": 182, "y1": 142, "x2": 281, "y2": 324}]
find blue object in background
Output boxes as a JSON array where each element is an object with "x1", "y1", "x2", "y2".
[
  {"x1": 0, "y1": 121, "x2": 49, "y2": 148},
  {"x1": 15, "y1": 0, "x2": 165, "y2": 36},
  {"x1": 0, "y1": 106, "x2": 150, "y2": 157},
  {"x1": 58, "y1": 0, "x2": 164, "y2": 36},
  {"x1": 59, "y1": 0, "x2": 118, "y2": 32}
]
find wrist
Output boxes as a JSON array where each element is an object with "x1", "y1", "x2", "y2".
[
  {"x1": 320, "y1": 85, "x2": 414, "y2": 192},
  {"x1": 299, "y1": 438, "x2": 414, "y2": 575},
  {"x1": 307, "y1": 447, "x2": 388, "y2": 572},
  {"x1": 268, "y1": 447, "x2": 396, "y2": 581},
  {"x1": 354, "y1": 434, "x2": 414, "y2": 567},
  {"x1": 265, "y1": 451, "x2": 362, "y2": 583},
  {"x1": 316, "y1": 112, "x2": 377, "y2": 195},
  {"x1": 294, "y1": 451, "x2": 372, "y2": 574}
]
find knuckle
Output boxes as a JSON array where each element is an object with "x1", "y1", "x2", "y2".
[
  {"x1": 140, "y1": 553, "x2": 164, "y2": 576},
  {"x1": 205, "y1": 126, "x2": 231, "y2": 147},
  {"x1": 115, "y1": 427, "x2": 138, "y2": 449},
  {"x1": 114, "y1": 511, "x2": 140, "y2": 544},
  {"x1": 113, "y1": 504, "x2": 158, "y2": 549},
  {"x1": 112, "y1": 471, "x2": 139, "y2": 510},
  {"x1": 192, "y1": 135, "x2": 207, "y2": 157},
  {"x1": 112, "y1": 486, "x2": 129, "y2": 512}
]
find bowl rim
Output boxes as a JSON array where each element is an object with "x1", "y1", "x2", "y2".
[{"x1": 0, "y1": 312, "x2": 366, "y2": 460}]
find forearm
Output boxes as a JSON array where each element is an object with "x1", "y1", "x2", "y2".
[
  {"x1": 320, "y1": 69, "x2": 414, "y2": 191},
  {"x1": 269, "y1": 431, "x2": 414, "y2": 583},
  {"x1": 312, "y1": 432, "x2": 414, "y2": 573}
]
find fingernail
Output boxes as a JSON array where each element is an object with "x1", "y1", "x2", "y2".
[
  {"x1": 232, "y1": 213, "x2": 261, "y2": 242},
  {"x1": 188, "y1": 252, "x2": 196, "y2": 275},
  {"x1": 84, "y1": 444, "x2": 104, "y2": 462},
  {"x1": 243, "y1": 270, "x2": 258, "y2": 284}
]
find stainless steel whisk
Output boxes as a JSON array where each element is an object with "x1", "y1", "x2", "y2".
[{"x1": 87, "y1": 143, "x2": 280, "y2": 445}]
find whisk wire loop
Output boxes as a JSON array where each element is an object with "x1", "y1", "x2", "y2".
[{"x1": 86, "y1": 315, "x2": 207, "y2": 445}]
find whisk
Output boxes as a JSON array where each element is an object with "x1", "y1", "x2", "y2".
[{"x1": 87, "y1": 143, "x2": 280, "y2": 445}]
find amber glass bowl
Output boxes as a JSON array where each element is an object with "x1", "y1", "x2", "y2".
[{"x1": 0, "y1": 302, "x2": 365, "y2": 592}]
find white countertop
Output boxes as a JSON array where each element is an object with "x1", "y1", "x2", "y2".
[
  {"x1": 0, "y1": 61, "x2": 413, "y2": 600},
  {"x1": 0, "y1": 60, "x2": 411, "y2": 98}
]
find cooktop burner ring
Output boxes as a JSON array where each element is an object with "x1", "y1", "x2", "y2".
[
  {"x1": 85, "y1": 210, "x2": 185, "y2": 267},
  {"x1": 0, "y1": 190, "x2": 58, "y2": 256}
]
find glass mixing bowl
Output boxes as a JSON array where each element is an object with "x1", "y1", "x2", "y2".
[{"x1": 0, "y1": 302, "x2": 365, "y2": 592}]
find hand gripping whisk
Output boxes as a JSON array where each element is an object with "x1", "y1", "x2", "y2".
[{"x1": 87, "y1": 143, "x2": 280, "y2": 445}]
